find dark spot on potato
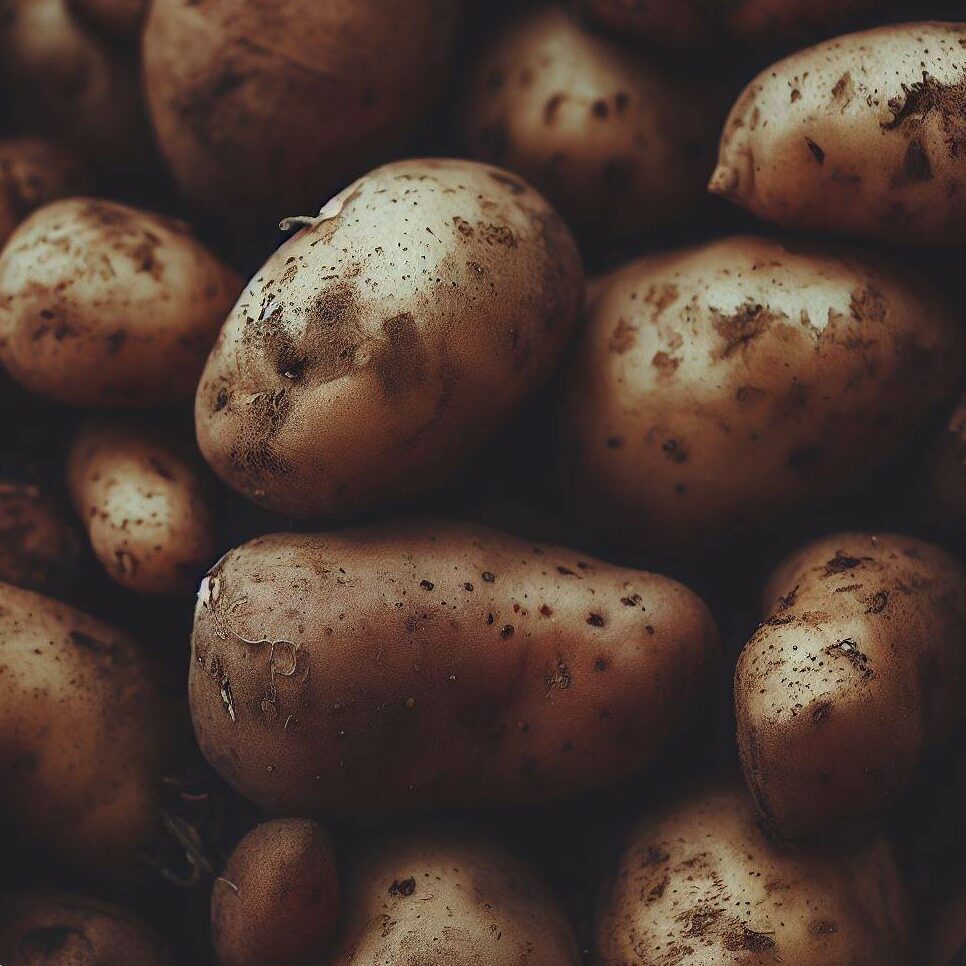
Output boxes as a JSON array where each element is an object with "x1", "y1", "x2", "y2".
[
  {"x1": 811, "y1": 701, "x2": 832, "y2": 724},
  {"x1": 804, "y1": 137, "x2": 825, "y2": 164},
  {"x1": 544, "y1": 93, "x2": 565, "y2": 124},
  {"x1": 808, "y1": 919, "x2": 838, "y2": 935},
  {"x1": 482, "y1": 571, "x2": 495, "y2": 583},
  {"x1": 389, "y1": 877, "x2": 416, "y2": 897},
  {"x1": 376, "y1": 313, "x2": 427, "y2": 396},
  {"x1": 651, "y1": 351, "x2": 680, "y2": 374},
  {"x1": 214, "y1": 387, "x2": 229, "y2": 411},
  {"x1": 865, "y1": 590, "x2": 889, "y2": 614},
  {"x1": 419, "y1": 579, "x2": 434, "y2": 590},
  {"x1": 605, "y1": 436, "x2": 624, "y2": 449},
  {"x1": 824, "y1": 551, "x2": 871, "y2": 575},
  {"x1": 711, "y1": 303, "x2": 778, "y2": 359},
  {"x1": 722, "y1": 925, "x2": 776, "y2": 953},
  {"x1": 488, "y1": 171, "x2": 527, "y2": 195},
  {"x1": 587, "y1": 613, "x2": 605, "y2": 627},
  {"x1": 849, "y1": 285, "x2": 887, "y2": 322},
  {"x1": 662, "y1": 438, "x2": 688, "y2": 464},
  {"x1": 540, "y1": 604, "x2": 552, "y2": 617},
  {"x1": 594, "y1": 657, "x2": 608, "y2": 671},
  {"x1": 500, "y1": 624, "x2": 514, "y2": 638},
  {"x1": 824, "y1": 638, "x2": 873, "y2": 678},
  {"x1": 591, "y1": 99, "x2": 610, "y2": 119},
  {"x1": 609, "y1": 318, "x2": 637, "y2": 354}
]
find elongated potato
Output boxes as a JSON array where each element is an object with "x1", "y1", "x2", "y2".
[
  {"x1": 557, "y1": 235, "x2": 963, "y2": 553},
  {"x1": 189, "y1": 520, "x2": 719, "y2": 815},
  {"x1": 196, "y1": 158, "x2": 583, "y2": 517},
  {"x1": 930, "y1": 885, "x2": 966, "y2": 966},
  {"x1": 736, "y1": 532, "x2": 966, "y2": 839},
  {"x1": 711, "y1": 23, "x2": 966, "y2": 245},
  {"x1": 68, "y1": 419, "x2": 215, "y2": 595},
  {"x1": 0, "y1": 198, "x2": 241, "y2": 407},
  {"x1": 597, "y1": 782, "x2": 912, "y2": 966},
  {"x1": 323, "y1": 827, "x2": 579, "y2": 966}
]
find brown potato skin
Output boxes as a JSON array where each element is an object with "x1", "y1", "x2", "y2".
[
  {"x1": 323, "y1": 827, "x2": 579, "y2": 966},
  {"x1": 195, "y1": 158, "x2": 583, "y2": 517},
  {"x1": 597, "y1": 782, "x2": 912, "y2": 966},
  {"x1": 143, "y1": 0, "x2": 463, "y2": 221},
  {"x1": 736, "y1": 532, "x2": 966, "y2": 840},
  {"x1": 212, "y1": 819, "x2": 339, "y2": 966},
  {"x1": 189, "y1": 520, "x2": 719, "y2": 815},
  {"x1": 0, "y1": 198, "x2": 241, "y2": 407}
]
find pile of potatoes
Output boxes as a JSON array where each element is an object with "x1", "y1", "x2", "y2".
[{"x1": 0, "y1": 2, "x2": 964, "y2": 964}]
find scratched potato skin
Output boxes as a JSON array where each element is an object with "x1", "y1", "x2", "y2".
[
  {"x1": 736, "y1": 532, "x2": 966, "y2": 840},
  {"x1": 711, "y1": 22, "x2": 966, "y2": 245},
  {"x1": 597, "y1": 782, "x2": 912, "y2": 966},
  {"x1": 188, "y1": 520, "x2": 719, "y2": 815}
]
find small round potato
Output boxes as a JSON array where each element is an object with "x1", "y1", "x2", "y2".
[
  {"x1": 0, "y1": 198, "x2": 241, "y2": 407},
  {"x1": 68, "y1": 419, "x2": 215, "y2": 596},
  {"x1": 212, "y1": 819, "x2": 339, "y2": 966},
  {"x1": 68, "y1": 0, "x2": 147, "y2": 36}
]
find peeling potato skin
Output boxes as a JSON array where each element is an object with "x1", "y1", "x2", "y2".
[
  {"x1": 930, "y1": 885, "x2": 966, "y2": 966},
  {"x1": 558, "y1": 235, "x2": 964, "y2": 554},
  {"x1": 212, "y1": 818, "x2": 339, "y2": 966},
  {"x1": 0, "y1": 198, "x2": 242, "y2": 407},
  {"x1": 462, "y1": 6, "x2": 719, "y2": 244},
  {"x1": 736, "y1": 532, "x2": 966, "y2": 840},
  {"x1": 188, "y1": 520, "x2": 719, "y2": 815},
  {"x1": 596, "y1": 781, "x2": 912, "y2": 966},
  {"x1": 67, "y1": 419, "x2": 216, "y2": 596},
  {"x1": 322, "y1": 827, "x2": 579, "y2": 966},
  {"x1": 0, "y1": 582, "x2": 171, "y2": 876},
  {"x1": 195, "y1": 158, "x2": 583, "y2": 518},
  {"x1": 711, "y1": 22, "x2": 966, "y2": 245}
]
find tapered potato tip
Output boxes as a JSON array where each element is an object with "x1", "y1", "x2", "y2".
[{"x1": 708, "y1": 164, "x2": 738, "y2": 196}]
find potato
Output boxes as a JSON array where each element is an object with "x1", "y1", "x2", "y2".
[
  {"x1": 930, "y1": 885, "x2": 966, "y2": 966},
  {"x1": 189, "y1": 520, "x2": 719, "y2": 815},
  {"x1": 322, "y1": 826, "x2": 579, "y2": 966},
  {"x1": 143, "y1": 0, "x2": 463, "y2": 221},
  {"x1": 212, "y1": 819, "x2": 339, "y2": 966},
  {"x1": 0, "y1": 893, "x2": 172, "y2": 966},
  {"x1": 597, "y1": 781, "x2": 912, "y2": 965},
  {"x1": 557, "y1": 235, "x2": 963, "y2": 554},
  {"x1": 0, "y1": 581, "x2": 171, "y2": 875},
  {"x1": 710, "y1": 23, "x2": 966, "y2": 246},
  {"x1": 68, "y1": 0, "x2": 147, "y2": 36},
  {"x1": 68, "y1": 419, "x2": 215, "y2": 596},
  {"x1": 195, "y1": 158, "x2": 583, "y2": 517},
  {"x1": 462, "y1": 6, "x2": 718, "y2": 243},
  {"x1": 736, "y1": 532, "x2": 966, "y2": 839},
  {"x1": 0, "y1": 198, "x2": 241, "y2": 407}
]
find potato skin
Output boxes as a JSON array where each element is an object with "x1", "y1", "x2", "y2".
[
  {"x1": 67, "y1": 419, "x2": 215, "y2": 596},
  {"x1": 212, "y1": 819, "x2": 339, "y2": 966},
  {"x1": 0, "y1": 198, "x2": 241, "y2": 407},
  {"x1": 322, "y1": 827, "x2": 579, "y2": 966},
  {"x1": 462, "y1": 6, "x2": 718, "y2": 243},
  {"x1": 189, "y1": 520, "x2": 719, "y2": 815},
  {"x1": 736, "y1": 532, "x2": 966, "y2": 839},
  {"x1": 558, "y1": 235, "x2": 963, "y2": 553},
  {"x1": 143, "y1": 0, "x2": 463, "y2": 221},
  {"x1": 597, "y1": 782, "x2": 912, "y2": 966},
  {"x1": 711, "y1": 23, "x2": 966, "y2": 245},
  {"x1": 195, "y1": 158, "x2": 583, "y2": 517}
]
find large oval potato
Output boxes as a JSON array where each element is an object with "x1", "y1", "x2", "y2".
[
  {"x1": 189, "y1": 520, "x2": 719, "y2": 815},
  {"x1": 462, "y1": 6, "x2": 718, "y2": 243},
  {"x1": 0, "y1": 198, "x2": 241, "y2": 407},
  {"x1": 736, "y1": 532, "x2": 966, "y2": 839},
  {"x1": 597, "y1": 782, "x2": 912, "y2": 965},
  {"x1": 711, "y1": 23, "x2": 966, "y2": 245},
  {"x1": 143, "y1": 0, "x2": 463, "y2": 221},
  {"x1": 557, "y1": 235, "x2": 963, "y2": 554},
  {"x1": 196, "y1": 158, "x2": 583, "y2": 517}
]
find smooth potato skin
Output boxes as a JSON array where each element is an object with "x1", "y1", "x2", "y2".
[
  {"x1": 711, "y1": 23, "x2": 966, "y2": 245},
  {"x1": 558, "y1": 235, "x2": 963, "y2": 553},
  {"x1": 0, "y1": 198, "x2": 241, "y2": 407},
  {"x1": 597, "y1": 782, "x2": 912, "y2": 966},
  {"x1": 189, "y1": 521, "x2": 719, "y2": 815},
  {"x1": 736, "y1": 532, "x2": 966, "y2": 839},
  {"x1": 196, "y1": 158, "x2": 583, "y2": 517}
]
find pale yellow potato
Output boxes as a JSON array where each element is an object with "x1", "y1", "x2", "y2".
[
  {"x1": 711, "y1": 22, "x2": 966, "y2": 245},
  {"x1": 0, "y1": 198, "x2": 241, "y2": 407},
  {"x1": 558, "y1": 235, "x2": 963, "y2": 553},
  {"x1": 929, "y1": 886, "x2": 966, "y2": 966},
  {"x1": 597, "y1": 782, "x2": 912, "y2": 966},
  {"x1": 196, "y1": 158, "x2": 583, "y2": 517},
  {"x1": 736, "y1": 532, "x2": 966, "y2": 839},
  {"x1": 68, "y1": 0, "x2": 147, "y2": 36},
  {"x1": 68, "y1": 420, "x2": 215, "y2": 595}
]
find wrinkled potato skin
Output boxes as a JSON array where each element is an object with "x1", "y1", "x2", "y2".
[
  {"x1": 189, "y1": 521, "x2": 719, "y2": 815},
  {"x1": 0, "y1": 198, "x2": 241, "y2": 407},
  {"x1": 559, "y1": 236, "x2": 963, "y2": 553},
  {"x1": 711, "y1": 23, "x2": 966, "y2": 245},
  {"x1": 323, "y1": 828, "x2": 579, "y2": 966},
  {"x1": 143, "y1": 0, "x2": 463, "y2": 220},
  {"x1": 463, "y1": 6, "x2": 718, "y2": 242},
  {"x1": 736, "y1": 532, "x2": 966, "y2": 839},
  {"x1": 597, "y1": 782, "x2": 912, "y2": 966},
  {"x1": 68, "y1": 0, "x2": 147, "y2": 35},
  {"x1": 68, "y1": 420, "x2": 215, "y2": 596},
  {"x1": 196, "y1": 159, "x2": 583, "y2": 517},
  {"x1": 929, "y1": 886, "x2": 966, "y2": 966},
  {"x1": 0, "y1": 893, "x2": 173, "y2": 966},
  {"x1": 0, "y1": 583, "x2": 170, "y2": 875},
  {"x1": 212, "y1": 819, "x2": 339, "y2": 966}
]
